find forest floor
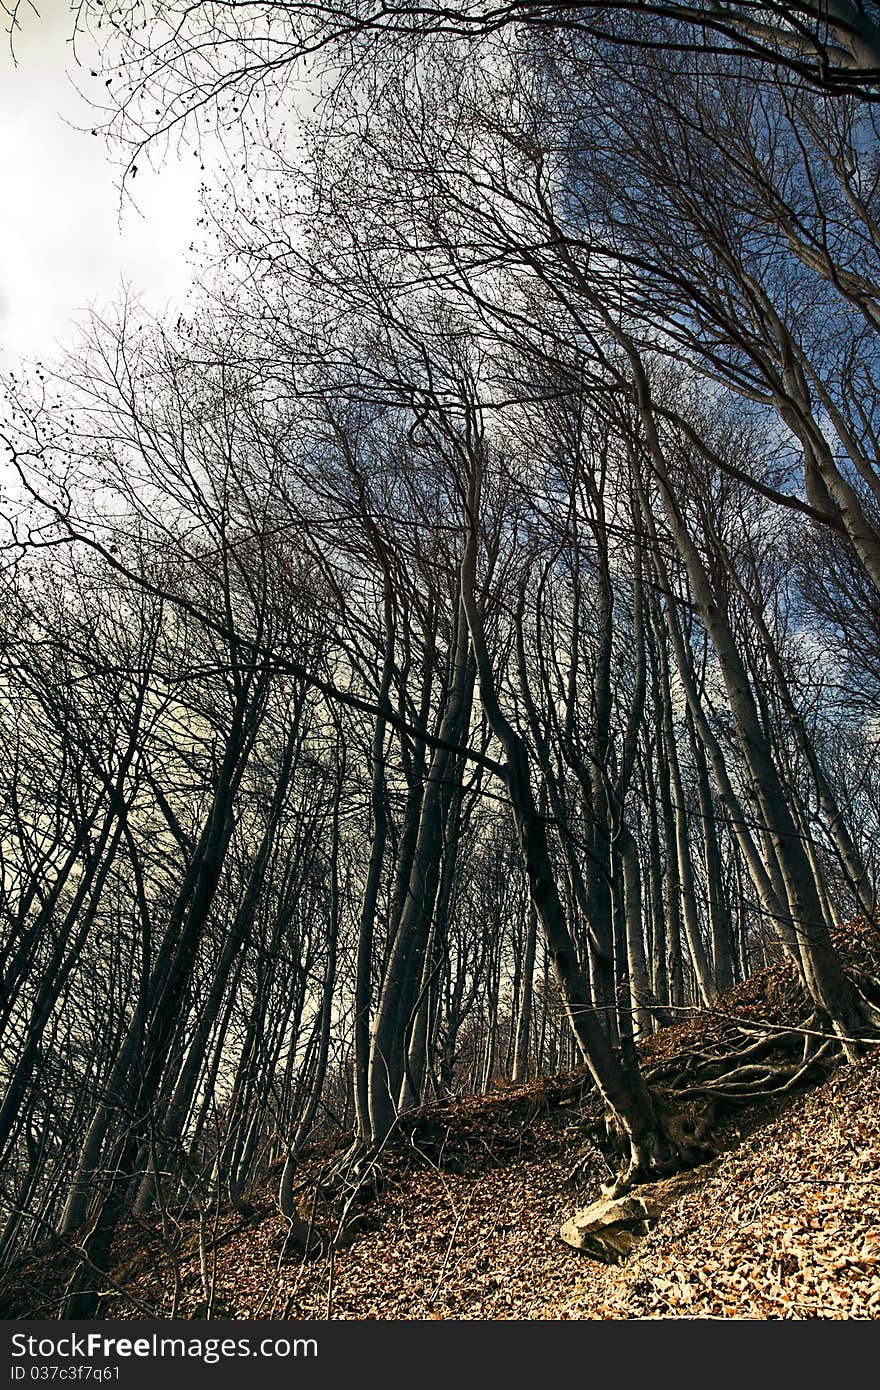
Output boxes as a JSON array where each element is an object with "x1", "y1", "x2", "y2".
[{"x1": 5, "y1": 935, "x2": 880, "y2": 1320}]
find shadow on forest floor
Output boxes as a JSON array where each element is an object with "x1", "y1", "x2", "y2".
[{"x1": 3, "y1": 921, "x2": 879, "y2": 1319}]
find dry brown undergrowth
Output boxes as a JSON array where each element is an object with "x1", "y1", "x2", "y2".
[{"x1": 4, "y1": 933, "x2": 879, "y2": 1320}]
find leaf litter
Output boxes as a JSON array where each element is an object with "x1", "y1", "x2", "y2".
[{"x1": 4, "y1": 933, "x2": 879, "y2": 1320}]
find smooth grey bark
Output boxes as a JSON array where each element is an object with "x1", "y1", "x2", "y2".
[
  {"x1": 619, "y1": 824, "x2": 653, "y2": 1038},
  {"x1": 367, "y1": 595, "x2": 475, "y2": 1143},
  {"x1": 459, "y1": 437, "x2": 678, "y2": 1183},
  {"x1": 689, "y1": 712, "x2": 735, "y2": 993},
  {"x1": 641, "y1": 747, "x2": 669, "y2": 1004},
  {"x1": 400, "y1": 745, "x2": 470, "y2": 1108},
  {"x1": 352, "y1": 569, "x2": 396, "y2": 1142},
  {"x1": 616, "y1": 330, "x2": 866, "y2": 1055},
  {"x1": 512, "y1": 902, "x2": 538, "y2": 1083},
  {"x1": 654, "y1": 615, "x2": 717, "y2": 1005},
  {"x1": 652, "y1": 644, "x2": 685, "y2": 1008}
]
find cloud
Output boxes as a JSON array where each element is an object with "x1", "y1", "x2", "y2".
[{"x1": 0, "y1": 3, "x2": 201, "y2": 369}]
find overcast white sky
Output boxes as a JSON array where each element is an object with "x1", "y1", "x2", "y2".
[{"x1": 0, "y1": 1, "x2": 203, "y2": 372}]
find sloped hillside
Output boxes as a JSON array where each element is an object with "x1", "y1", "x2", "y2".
[
  {"x1": 4, "y1": 939, "x2": 879, "y2": 1320},
  {"x1": 568, "y1": 1050, "x2": 880, "y2": 1318}
]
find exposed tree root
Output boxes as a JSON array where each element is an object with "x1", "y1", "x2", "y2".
[
  {"x1": 594, "y1": 1014, "x2": 858, "y2": 1195},
  {"x1": 275, "y1": 1003, "x2": 875, "y2": 1223},
  {"x1": 276, "y1": 1134, "x2": 395, "y2": 1257}
]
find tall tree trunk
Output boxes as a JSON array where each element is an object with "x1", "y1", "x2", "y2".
[
  {"x1": 615, "y1": 332, "x2": 866, "y2": 1053},
  {"x1": 351, "y1": 570, "x2": 396, "y2": 1142},
  {"x1": 512, "y1": 903, "x2": 538, "y2": 1083},
  {"x1": 690, "y1": 714, "x2": 734, "y2": 993},
  {"x1": 654, "y1": 622, "x2": 716, "y2": 1005},
  {"x1": 619, "y1": 825, "x2": 653, "y2": 1038},
  {"x1": 367, "y1": 600, "x2": 475, "y2": 1143},
  {"x1": 459, "y1": 439, "x2": 679, "y2": 1186}
]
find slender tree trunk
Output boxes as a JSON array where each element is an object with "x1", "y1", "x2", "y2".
[
  {"x1": 690, "y1": 715, "x2": 734, "y2": 992},
  {"x1": 619, "y1": 825, "x2": 653, "y2": 1038},
  {"x1": 459, "y1": 441, "x2": 679, "y2": 1184},
  {"x1": 351, "y1": 571, "x2": 396, "y2": 1142},
  {"x1": 512, "y1": 903, "x2": 538, "y2": 1083},
  {"x1": 616, "y1": 334, "x2": 866, "y2": 1052},
  {"x1": 367, "y1": 602, "x2": 475, "y2": 1143},
  {"x1": 655, "y1": 631, "x2": 716, "y2": 1005}
]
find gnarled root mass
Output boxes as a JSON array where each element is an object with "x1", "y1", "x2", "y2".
[
  {"x1": 276, "y1": 998, "x2": 876, "y2": 1231},
  {"x1": 643, "y1": 1015, "x2": 839, "y2": 1103},
  {"x1": 581, "y1": 1010, "x2": 869, "y2": 1197}
]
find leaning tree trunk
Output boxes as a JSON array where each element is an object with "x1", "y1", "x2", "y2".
[
  {"x1": 58, "y1": 680, "x2": 262, "y2": 1318},
  {"x1": 737, "y1": 573, "x2": 875, "y2": 919},
  {"x1": 618, "y1": 333, "x2": 867, "y2": 1055},
  {"x1": 132, "y1": 713, "x2": 307, "y2": 1214},
  {"x1": 459, "y1": 440, "x2": 681, "y2": 1187}
]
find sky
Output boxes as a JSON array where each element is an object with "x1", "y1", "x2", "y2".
[{"x1": 0, "y1": 0, "x2": 203, "y2": 372}]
